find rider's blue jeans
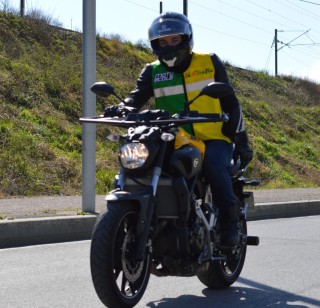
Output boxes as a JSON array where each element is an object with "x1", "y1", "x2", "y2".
[{"x1": 202, "y1": 140, "x2": 238, "y2": 211}]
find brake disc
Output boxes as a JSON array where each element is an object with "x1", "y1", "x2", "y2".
[{"x1": 121, "y1": 232, "x2": 144, "y2": 283}]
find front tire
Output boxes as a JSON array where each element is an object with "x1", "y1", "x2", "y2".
[
  {"x1": 90, "y1": 201, "x2": 151, "y2": 308},
  {"x1": 197, "y1": 219, "x2": 247, "y2": 289}
]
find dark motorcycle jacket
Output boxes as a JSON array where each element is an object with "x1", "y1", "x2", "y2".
[{"x1": 123, "y1": 52, "x2": 246, "y2": 143}]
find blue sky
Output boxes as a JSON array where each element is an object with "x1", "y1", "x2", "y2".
[{"x1": 8, "y1": 0, "x2": 320, "y2": 83}]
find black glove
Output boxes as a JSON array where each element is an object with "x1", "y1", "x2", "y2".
[
  {"x1": 139, "y1": 109, "x2": 170, "y2": 120},
  {"x1": 103, "y1": 105, "x2": 120, "y2": 117},
  {"x1": 234, "y1": 131, "x2": 253, "y2": 169},
  {"x1": 238, "y1": 145, "x2": 253, "y2": 169},
  {"x1": 104, "y1": 105, "x2": 137, "y2": 117}
]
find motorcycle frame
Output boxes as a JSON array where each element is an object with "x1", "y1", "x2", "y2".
[
  {"x1": 105, "y1": 136, "x2": 223, "y2": 262},
  {"x1": 81, "y1": 112, "x2": 258, "y2": 261}
]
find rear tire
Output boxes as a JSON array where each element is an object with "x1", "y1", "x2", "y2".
[
  {"x1": 90, "y1": 202, "x2": 151, "y2": 307},
  {"x1": 197, "y1": 219, "x2": 247, "y2": 288}
]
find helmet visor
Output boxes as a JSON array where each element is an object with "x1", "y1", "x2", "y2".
[{"x1": 149, "y1": 18, "x2": 191, "y2": 41}]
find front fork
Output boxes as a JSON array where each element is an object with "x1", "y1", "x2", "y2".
[{"x1": 112, "y1": 139, "x2": 169, "y2": 261}]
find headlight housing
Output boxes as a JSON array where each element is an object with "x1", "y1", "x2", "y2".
[{"x1": 120, "y1": 142, "x2": 149, "y2": 169}]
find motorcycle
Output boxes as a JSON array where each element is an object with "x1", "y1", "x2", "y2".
[{"x1": 80, "y1": 81, "x2": 260, "y2": 308}]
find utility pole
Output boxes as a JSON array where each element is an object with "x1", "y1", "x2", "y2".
[
  {"x1": 273, "y1": 28, "x2": 314, "y2": 77},
  {"x1": 82, "y1": 0, "x2": 96, "y2": 213},
  {"x1": 159, "y1": 1, "x2": 187, "y2": 16},
  {"x1": 183, "y1": 0, "x2": 188, "y2": 16},
  {"x1": 275, "y1": 29, "x2": 278, "y2": 76},
  {"x1": 20, "y1": 0, "x2": 25, "y2": 17}
]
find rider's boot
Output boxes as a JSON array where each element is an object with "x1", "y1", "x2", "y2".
[{"x1": 220, "y1": 206, "x2": 240, "y2": 246}]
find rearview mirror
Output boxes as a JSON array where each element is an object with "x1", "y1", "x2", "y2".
[
  {"x1": 91, "y1": 82, "x2": 115, "y2": 97},
  {"x1": 199, "y1": 82, "x2": 234, "y2": 99}
]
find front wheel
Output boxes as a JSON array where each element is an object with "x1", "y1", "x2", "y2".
[
  {"x1": 90, "y1": 201, "x2": 151, "y2": 308},
  {"x1": 197, "y1": 219, "x2": 247, "y2": 289}
]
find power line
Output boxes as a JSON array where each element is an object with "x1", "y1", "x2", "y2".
[
  {"x1": 190, "y1": 1, "x2": 271, "y2": 34},
  {"x1": 283, "y1": 0, "x2": 320, "y2": 19},
  {"x1": 273, "y1": 28, "x2": 320, "y2": 75},
  {"x1": 188, "y1": 0, "x2": 320, "y2": 79},
  {"x1": 264, "y1": 46, "x2": 273, "y2": 71},
  {"x1": 208, "y1": 0, "x2": 303, "y2": 32},
  {"x1": 277, "y1": 29, "x2": 311, "y2": 51},
  {"x1": 190, "y1": 0, "x2": 320, "y2": 47},
  {"x1": 281, "y1": 49, "x2": 311, "y2": 67},
  {"x1": 192, "y1": 23, "x2": 269, "y2": 46},
  {"x1": 245, "y1": 0, "x2": 320, "y2": 35},
  {"x1": 123, "y1": 0, "x2": 319, "y2": 80},
  {"x1": 292, "y1": 45, "x2": 320, "y2": 60},
  {"x1": 298, "y1": 0, "x2": 320, "y2": 5},
  {"x1": 123, "y1": 0, "x2": 157, "y2": 13}
]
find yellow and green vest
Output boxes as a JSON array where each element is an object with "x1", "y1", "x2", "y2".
[{"x1": 151, "y1": 53, "x2": 231, "y2": 143}]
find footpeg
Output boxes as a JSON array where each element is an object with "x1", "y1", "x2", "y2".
[{"x1": 246, "y1": 235, "x2": 259, "y2": 246}]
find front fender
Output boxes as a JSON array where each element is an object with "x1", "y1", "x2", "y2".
[
  {"x1": 105, "y1": 190, "x2": 134, "y2": 202},
  {"x1": 106, "y1": 187, "x2": 154, "y2": 261},
  {"x1": 105, "y1": 188, "x2": 153, "y2": 218}
]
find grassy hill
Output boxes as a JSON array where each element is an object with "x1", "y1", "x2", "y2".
[{"x1": 0, "y1": 12, "x2": 319, "y2": 198}]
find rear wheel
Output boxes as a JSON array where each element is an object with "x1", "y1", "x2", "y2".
[
  {"x1": 197, "y1": 219, "x2": 247, "y2": 288},
  {"x1": 90, "y1": 202, "x2": 151, "y2": 307}
]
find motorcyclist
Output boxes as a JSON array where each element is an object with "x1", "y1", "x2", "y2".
[{"x1": 104, "y1": 12, "x2": 253, "y2": 246}]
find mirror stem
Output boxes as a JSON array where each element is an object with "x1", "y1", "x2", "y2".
[{"x1": 114, "y1": 93, "x2": 125, "y2": 104}]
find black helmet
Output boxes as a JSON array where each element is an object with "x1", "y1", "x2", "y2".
[{"x1": 148, "y1": 12, "x2": 193, "y2": 68}]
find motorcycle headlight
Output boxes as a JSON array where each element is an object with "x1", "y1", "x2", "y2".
[{"x1": 120, "y1": 143, "x2": 149, "y2": 169}]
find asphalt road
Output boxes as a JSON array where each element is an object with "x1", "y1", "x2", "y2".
[{"x1": 0, "y1": 215, "x2": 319, "y2": 308}]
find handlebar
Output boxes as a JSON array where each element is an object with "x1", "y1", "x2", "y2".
[{"x1": 80, "y1": 111, "x2": 229, "y2": 128}]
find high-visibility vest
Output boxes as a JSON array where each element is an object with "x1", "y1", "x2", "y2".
[{"x1": 151, "y1": 52, "x2": 231, "y2": 142}]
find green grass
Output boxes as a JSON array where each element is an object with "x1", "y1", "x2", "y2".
[{"x1": 0, "y1": 11, "x2": 319, "y2": 197}]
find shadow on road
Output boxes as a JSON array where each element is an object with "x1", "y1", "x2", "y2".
[{"x1": 146, "y1": 277, "x2": 319, "y2": 307}]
